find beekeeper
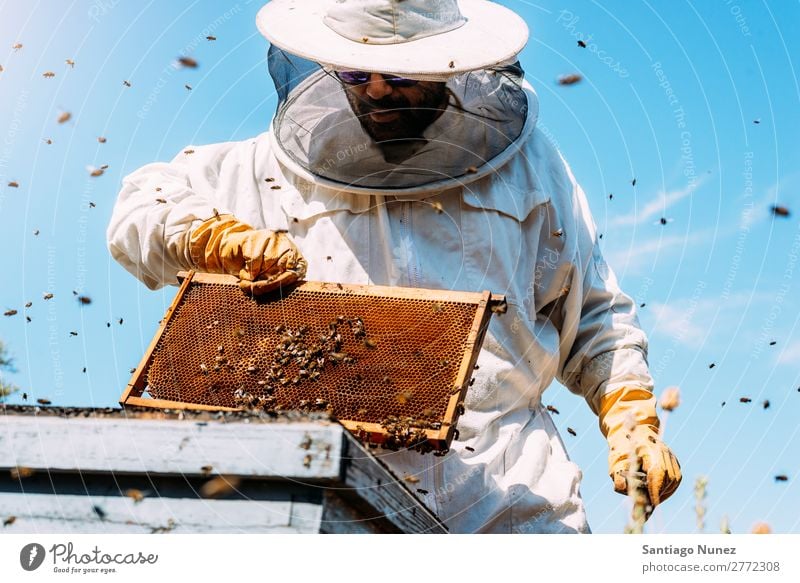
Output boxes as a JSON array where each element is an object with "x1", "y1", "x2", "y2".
[{"x1": 108, "y1": 0, "x2": 681, "y2": 533}]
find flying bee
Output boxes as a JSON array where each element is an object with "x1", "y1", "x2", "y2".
[
  {"x1": 546, "y1": 405, "x2": 560, "y2": 415},
  {"x1": 123, "y1": 80, "x2": 131, "y2": 87},
  {"x1": 632, "y1": 178, "x2": 637, "y2": 186},
  {"x1": 7, "y1": 181, "x2": 19, "y2": 188},
  {"x1": 416, "y1": 488, "x2": 429, "y2": 495},
  {"x1": 69, "y1": 331, "x2": 78, "y2": 337},
  {"x1": 42, "y1": 71, "x2": 55, "y2": 78},
  {"x1": 551, "y1": 228, "x2": 564, "y2": 237},
  {"x1": 200, "y1": 475, "x2": 241, "y2": 499},
  {"x1": 184, "y1": 149, "x2": 195, "y2": 155},
  {"x1": 270, "y1": 185, "x2": 282, "y2": 190},
  {"x1": 65, "y1": 59, "x2": 75, "y2": 67},
  {"x1": 769, "y1": 340, "x2": 776, "y2": 346},
  {"x1": 577, "y1": 40, "x2": 587, "y2": 48},
  {"x1": 567, "y1": 427, "x2": 577, "y2": 436},
  {"x1": 10, "y1": 466, "x2": 34, "y2": 479},
  {"x1": 739, "y1": 397, "x2": 751, "y2": 403},
  {"x1": 404, "y1": 475, "x2": 420, "y2": 484},
  {"x1": 125, "y1": 489, "x2": 145, "y2": 503},
  {"x1": 431, "y1": 201, "x2": 444, "y2": 214},
  {"x1": 155, "y1": 198, "x2": 167, "y2": 204},
  {"x1": 97, "y1": 136, "x2": 107, "y2": 143},
  {"x1": 212, "y1": 208, "x2": 220, "y2": 220},
  {"x1": 771, "y1": 205, "x2": 790, "y2": 218},
  {"x1": 119, "y1": 318, "x2": 124, "y2": 325},
  {"x1": 57, "y1": 111, "x2": 71, "y2": 123},
  {"x1": 654, "y1": 217, "x2": 674, "y2": 226},
  {"x1": 774, "y1": 475, "x2": 789, "y2": 482},
  {"x1": 490, "y1": 299, "x2": 508, "y2": 314},
  {"x1": 25, "y1": 302, "x2": 31, "y2": 308},
  {"x1": 708, "y1": 363, "x2": 715, "y2": 369},
  {"x1": 557, "y1": 73, "x2": 582, "y2": 85},
  {"x1": 88, "y1": 166, "x2": 105, "y2": 177},
  {"x1": 43, "y1": 292, "x2": 54, "y2": 300},
  {"x1": 37, "y1": 398, "x2": 52, "y2": 405},
  {"x1": 77, "y1": 295, "x2": 91, "y2": 305},
  {"x1": 3, "y1": 310, "x2": 17, "y2": 317},
  {"x1": 762, "y1": 400, "x2": 770, "y2": 409},
  {"x1": 303, "y1": 454, "x2": 312, "y2": 468},
  {"x1": 201, "y1": 465, "x2": 213, "y2": 476},
  {"x1": 466, "y1": 166, "x2": 478, "y2": 174},
  {"x1": 185, "y1": 84, "x2": 192, "y2": 91},
  {"x1": 465, "y1": 446, "x2": 475, "y2": 452},
  {"x1": 43, "y1": 138, "x2": 52, "y2": 145},
  {"x1": 177, "y1": 56, "x2": 198, "y2": 68},
  {"x1": 206, "y1": 35, "x2": 216, "y2": 41},
  {"x1": 3, "y1": 516, "x2": 16, "y2": 527},
  {"x1": 12, "y1": 43, "x2": 23, "y2": 51}
]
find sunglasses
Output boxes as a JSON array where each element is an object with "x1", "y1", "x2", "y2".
[{"x1": 335, "y1": 71, "x2": 420, "y2": 87}]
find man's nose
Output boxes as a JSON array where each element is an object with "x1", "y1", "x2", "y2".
[{"x1": 365, "y1": 73, "x2": 393, "y2": 100}]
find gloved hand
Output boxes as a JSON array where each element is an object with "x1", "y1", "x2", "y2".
[
  {"x1": 189, "y1": 214, "x2": 307, "y2": 295},
  {"x1": 599, "y1": 386, "x2": 682, "y2": 510}
]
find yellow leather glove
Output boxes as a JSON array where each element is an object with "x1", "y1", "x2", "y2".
[
  {"x1": 189, "y1": 214, "x2": 307, "y2": 295},
  {"x1": 599, "y1": 386, "x2": 682, "y2": 509}
]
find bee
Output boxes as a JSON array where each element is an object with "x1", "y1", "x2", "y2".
[
  {"x1": 456, "y1": 402, "x2": 465, "y2": 415},
  {"x1": 774, "y1": 475, "x2": 789, "y2": 482},
  {"x1": 3, "y1": 516, "x2": 16, "y2": 527},
  {"x1": 557, "y1": 73, "x2": 582, "y2": 85},
  {"x1": 97, "y1": 136, "x2": 107, "y2": 143},
  {"x1": 65, "y1": 59, "x2": 75, "y2": 67},
  {"x1": 129, "y1": 367, "x2": 136, "y2": 374},
  {"x1": 655, "y1": 217, "x2": 674, "y2": 226},
  {"x1": 10, "y1": 466, "x2": 34, "y2": 479},
  {"x1": 416, "y1": 488, "x2": 429, "y2": 495},
  {"x1": 155, "y1": 198, "x2": 167, "y2": 204},
  {"x1": 396, "y1": 390, "x2": 413, "y2": 405},
  {"x1": 212, "y1": 208, "x2": 220, "y2": 220},
  {"x1": 431, "y1": 201, "x2": 444, "y2": 214},
  {"x1": 448, "y1": 60, "x2": 455, "y2": 69},
  {"x1": 559, "y1": 286, "x2": 571, "y2": 296},
  {"x1": 577, "y1": 40, "x2": 587, "y2": 48},
  {"x1": 123, "y1": 80, "x2": 131, "y2": 87},
  {"x1": 77, "y1": 295, "x2": 91, "y2": 305},
  {"x1": 200, "y1": 363, "x2": 209, "y2": 374},
  {"x1": 490, "y1": 299, "x2": 508, "y2": 314},
  {"x1": 3, "y1": 310, "x2": 17, "y2": 317},
  {"x1": 753, "y1": 118, "x2": 761, "y2": 124},
  {"x1": 184, "y1": 149, "x2": 195, "y2": 155},
  {"x1": 439, "y1": 359, "x2": 449, "y2": 367},
  {"x1": 551, "y1": 228, "x2": 564, "y2": 237},
  {"x1": 12, "y1": 43, "x2": 23, "y2": 51},
  {"x1": 206, "y1": 35, "x2": 216, "y2": 41},
  {"x1": 43, "y1": 138, "x2": 52, "y2": 145},
  {"x1": 200, "y1": 465, "x2": 213, "y2": 476},
  {"x1": 125, "y1": 489, "x2": 145, "y2": 503},
  {"x1": 608, "y1": 193, "x2": 614, "y2": 200},
  {"x1": 770, "y1": 205, "x2": 790, "y2": 218},
  {"x1": 762, "y1": 400, "x2": 770, "y2": 410},
  {"x1": 567, "y1": 427, "x2": 577, "y2": 436},
  {"x1": 7, "y1": 181, "x2": 19, "y2": 188},
  {"x1": 264, "y1": 177, "x2": 276, "y2": 182},
  {"x1": 26, "y1": 316, "x2": 31, "y2": 323},
  {"x1": 57, "y1": 111, "x2": 71, "y2": 124},
  {"x1": 708, "y1": 363, "x2": 715, "y2": 369},
  {"x1": 432, "y1": 302, "x2": 444, "y2": 313},
  {"x1": 631, "y1": 178, "x2": 637, "y2": 187},
  {"x1": 82, "y1": 367, "x2": 86, "y2": 373},
  {"x1": 185, "y1": 84, "x2": 192, "y2": 91},
  {"x1": 22, "y1": 392, "x2": 27, "y2": 401},
  {"x1": 769, "y1": 340, "x2": 776, "y2": 346},
  {"x1": 404, "y1": 475, "x2": 420, "y2": 484},
  {"x1": 42, "y1": 71, "x2": 55, "y2": 78},
  {"x1": 89, "y1": 166, "x2": 104, "y2": 177},
  {"x1": 201, "y1": 474, "x2": 242, "y2": 498},
  {"x1": 465, "y1": 446, "x2": 475, "y2": 452},
  {"x1": 640, "y1": 303, "x2": 646, "y2": 308},
  {"x1": 364, "y1": 338, "x2": 377, "y2": 349},
  {"x1": 119, "y1": 318, "x2": 124, "y2": 325},
  {"x1": 303, "y1": 454, "x2": 312, "y2": 468},
  {"x1": 155, "y1": 187, "x2": 162, "y2": 192},
  {"x1": 466, "y1": 166, "x2": 478, "y2": 174},
  {"x1": 69, "y1": 331, "x2": 78, "y2": 337},
  {"x1": 546, "y1": 405, "x2": 560, "y2": 415},
  {"x1": 92, "y1": 505, "x2": 107, "y2": 520},
  {"x1": 739, "y1": 397, "x2": 751, "y2": 403},
  {"x1": 43, "y1": 292, "x2": 54, "y2": 300},
  {"x1": 177, "y1": 56, "x2": 198, "y2": 68}
]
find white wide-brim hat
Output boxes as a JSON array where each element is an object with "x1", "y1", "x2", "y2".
[{"x1": 256, "y1": 0, "x2": 529, "y2": 80}]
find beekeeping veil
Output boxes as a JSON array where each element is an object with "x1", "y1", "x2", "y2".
[{"x1": 257, "y1": 0, "x2": 532, "y2": 192}]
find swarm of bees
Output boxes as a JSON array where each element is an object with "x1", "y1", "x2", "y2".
[{"x1": 378, "y1": 411, "x2": 441, "y2": 453}]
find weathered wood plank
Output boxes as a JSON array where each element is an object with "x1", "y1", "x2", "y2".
[
  {"x1": 0, "y1": 492, "x2": 322, "y2": 532},
  {"x1": 0, "y1": 416, "x2": 344, "y2": 480}
]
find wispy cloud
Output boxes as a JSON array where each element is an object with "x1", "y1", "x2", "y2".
[
  {"x1": 609, "y1": 177, "x2": 708, "y2": 228},
  {"x1": 776, "y1": 340, "x2": 800, "y2": 366}
]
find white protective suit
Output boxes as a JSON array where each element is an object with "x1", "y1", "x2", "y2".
[{"x1": 108, "y1": 68, "x2": 653, "y2": 534}]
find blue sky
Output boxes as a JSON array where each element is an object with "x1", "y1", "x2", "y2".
[{"x1": 1, "y1": 0, "x2": 798, "y2": 534}]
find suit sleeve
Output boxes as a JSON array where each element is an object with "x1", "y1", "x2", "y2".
[{"x1": 106, "y1": 144, "x2": 234, "y2": 290}]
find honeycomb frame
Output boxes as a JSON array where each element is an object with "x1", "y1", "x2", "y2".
[{"x1": 120, "y1": 271, "x2": 506, "y2": 451}]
